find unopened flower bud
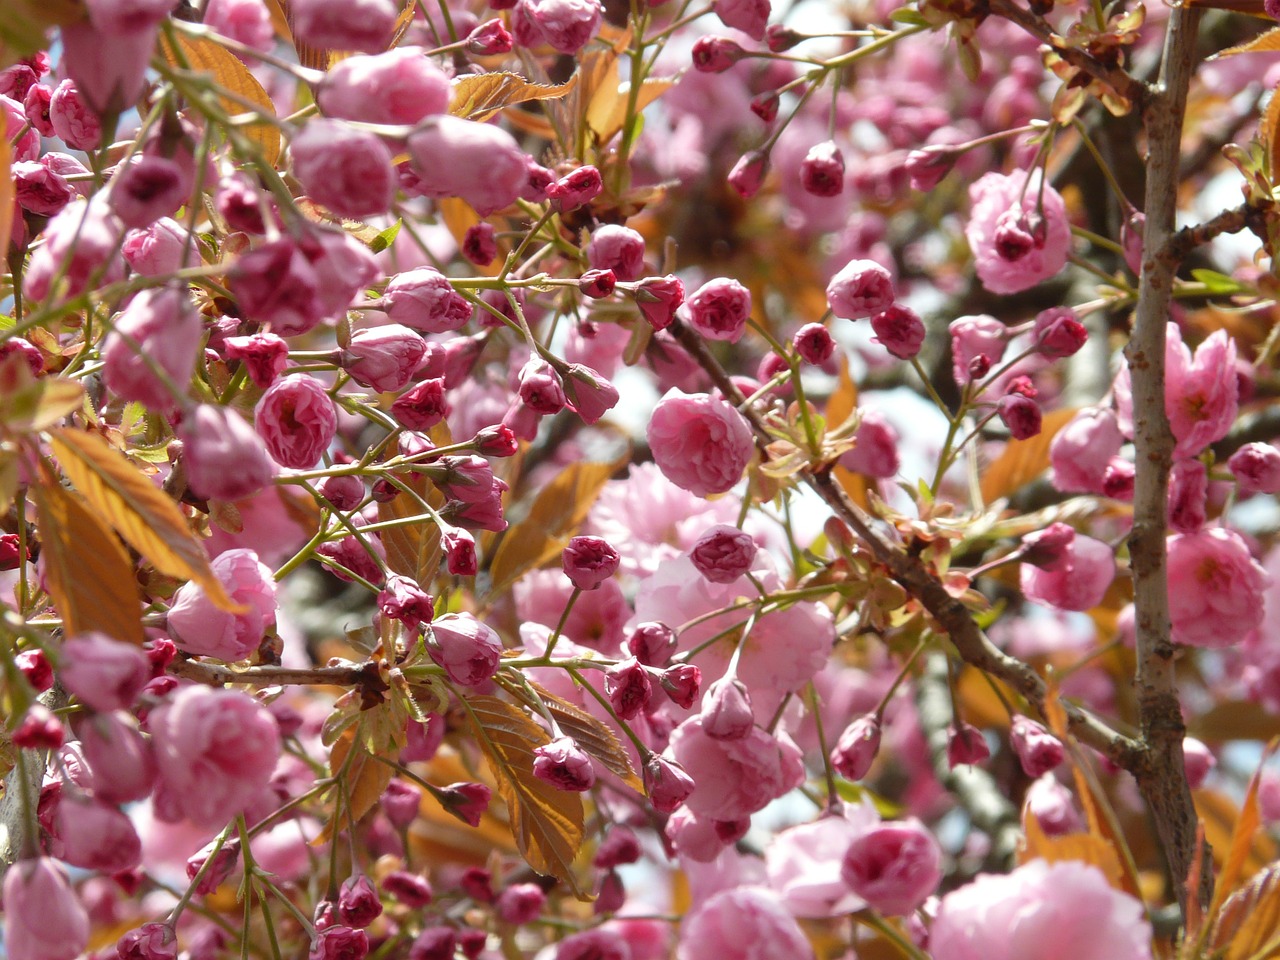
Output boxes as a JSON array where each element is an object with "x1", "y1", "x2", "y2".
[
  {"x1": 660, "y1": 663, "x2": 701, "y2": 708},
  {"x1": 947, "y1": 722, "x2": 990, "y2": 767},
  {"x1": 1021, "y1": 522, "x2": 1075, "y2": 571},
  {"x1": 831, "y1": 714, "x2": 881, "y2": 781},
  {"x1": 461, "y1": 222, "x2": 498, "y2": 265},
  {"x1": 728, "y1": 149, "x2": 769, "y2": 198},
  {"x1": 700, "y1": 676, "x2": 754, "y2": 741},
  {"x1": 643, "y1": 754, "x2": 695, "y2": 813},
  {"x1": 692, "y1": 35, "x2": 745, "y2": 72},
  {"x1": 1010, "y1": 716, "x2": 1064, "y2": 777},
  {"x1": 547, "y1": 166, "x2": 602, "y2": 212},
  {"x1": 800, "y1": 140, "x2": 844, "y2": 197},
  {"x1": 997, "y1": 393, "x2": 1042, "y2": 440},
  {"x1": 338, "y1": 876, "x2": 383, "y2": 929},
  {"x1": 532, "y1": 736, "x2": 595, "y2": 791},
  {"x1": 750, "y1": 90, "x2": 779, "y2": 122},
  {"x1": 870, "y1": 304, "x2": 925, "y2": 360},
  {"x1": 604, "y1": 657, "x2": 652, "y2": 720},
  {"x1": 466, "y1": 18, "x2": 514, "y2": 54},
  {"x1": 764, "y1": 23, "x2": 803, "y2": 50},
  {"x1": 628, "y1": 621, "x2": 677, "y2": 666},
  {"x1": 438, "y1": 781, "x2": 491, "y2": 827},
  {"x1": 793, "y1": 323, "x2": 835, "y2": 365},
  {"x1": 634, "y1": 274, "x2": 685, "y2": 330},
  {"x1": 562, "y1": 535, "x2": 621, "y2": 591},
  {"x1": 579, "y1": 268, "x2": 616, "y2": 299}
]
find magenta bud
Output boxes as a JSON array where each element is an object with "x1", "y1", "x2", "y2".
[
  {"x1": 337, "y1": 876, "x2": 383, "y2": 929},
  {"x1": 531, "y1": 736, "x2": 595, "y2": 792},
  {"x1": 1010, "y1": 716, "x2": 1064, "y2": 778},
  {"x1": 947, "y1": 722, "x2": 990, "y2": 767},
  {"x1": 628, "y1": 621, "x2": 677, "y2": 666},
  {"x1": 562, "y1": 535, "x2": 620, "y2": 590},
  {"x1": 643, "y1": 754, "x2": 695, "y2": 813},
  {"x1": 579, "y1": 268, "x2": 617, "y2": 299},
  {"x1": 692, "y1": 35, "x2": 745, "y2": 72},
  {"x1": 466, "y1": 18, "x2": 514, "y2": 54},
  {"x1": 659, "y1": 663, "x2": 701, "y2": 709},
  {"x1": 438, "y1": 781, "x2": 491, "y2": 827},
  {"x1": 604, "y1": 657, "x2": 652, "y2": 720},
  {"x1": 800, "y1": 140, "x2": 845, "y2": 197},
  {"x1": 831, "y1": 714, "x2": 881, "y2": 781},
  {"x1": 727, "y1": 149, "x2": 769, "y2": 198},
  {"x1": 750, "y1": 90, "x2": 779, "y2": 122}
]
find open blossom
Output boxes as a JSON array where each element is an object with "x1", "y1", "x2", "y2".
[
  {"x1": 840, "y1": 818, "x2": 941, "y2": 916},
  {"x1": 1009, "y1": 717, "x2": 1064, "y2": 777},
  {"x1": 255, "y1": 374, "x2": 337, "y2": 469},
  {"x1": 426, "y1": 613, "x2": 503, "y2": 685},
  {"x1": 765, "y1": 802, "x2": 881, "y2": 917},
  {"x1": 180, "y1": 405, "x2": 275, "y2": 502},
  {"x1": 667, "y1": 718, "x2": 804, "y2": 821},
  {"x1": 1230, "y1": 442, "x2": 1280, "y2": 494},
  {"x1": 930, "y1": 860, "x2": 1153, "y2": 960},
  {"x1": 676, "y1": 887, "x2": 814, "y2": 960},
  {"x1": 1020, "y1": 533, "x2": 1114, "y2": 612},
  {"x1": 1050, "y1": 407, "x2": 1124, "y2": 495},
  {"x1": 647, "y1": 390, "x2": 754, "y2": 497},
  {"x1": 317, "y1": 48, "x2": 450, "y2": 125},
  {"x1": 1165, "y1": 326, "x2": 1238, "y2": 458},
  {"x1": 168, "y1": 548, "x2": 278, "y2": 661},
  {"x1": 965, "y1": 169, "x2": 1071, "y2": 294},
  {"x1": 1167, "y1": 527, "x2": 1269, "y2": 647},
  {"x1": 681, "y1": 277, "x2": 751, "y2": 343},
  {"x1": 532, "y1": 736, "x2": 596, "y2": 791}
]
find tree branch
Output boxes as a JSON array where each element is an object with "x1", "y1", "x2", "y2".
[{"x1": 1127, "y1": 3, "x2": 1211, "y2": 915}]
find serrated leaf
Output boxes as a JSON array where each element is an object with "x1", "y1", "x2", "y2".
[
  {"x1": 1215, "y1": 25, "x2": 1280, "y2": 57},
  {"x1": 487, "y1": 461, "x2": 617, "y2": 597},
  {"x1": 1212, "y1": 862, "x2": 1280, "y2": 959},
  {"x1": 1209, "y1": 747, "x2": 1280, "y2": 917},
  {"x1": 0, "y1": 356, "x2": 85, "y2": 433},
  {"x1": 980, "y1": 407, "x2": 1078, "y2": 503},
  {"x1": 585, "y1": 74, "x2": 678, "y2": 146},
  {"x1": 161, "y1": 31, "x2": 281, "y2": 167},
  {"x1": 378, "y1": 474, "x2": 444, "y2": 591},
  {"x1": 316, "y1": 696, "x2": 407, "y2": 844},
  {"x1": 34, "y1": 480, "x2": 144, "y2": 645},
  {"x1": 50, "y1": 429, "x2": 240, "y2": 612},
  {"x1": 463, "y1": 695, "x2": 585, "y2": 892},
  {"x1": 528, "y1": 683, "x2": 643, "y2": 793},
  {"x1": 450, "y1": 72, "x2": 578, "y2": 123}
]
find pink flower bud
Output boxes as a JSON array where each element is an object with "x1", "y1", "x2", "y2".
[
  {"x1": 0, "y1": 533, "x2": 27, "y2": 572},
  {"x1": 1021, "y1": 522, "x2": 1075, "y2": 572},
  {"x1": 548, "y1": 165, "x2": 603, "y2": 211},
  {"x1": 441, "y1": 526, "x2": 479, "y2": 576},
  {"x1": 254, "y1": 374, "x2": 336, "y2": 469},
  {"x1": 496, "y1": 882, "x2": 545, "y2": 924},
  {"x1": 635, "y1": 274, "x2": 685, "y2": 330},
  {"x1": 461, "y1": 223, "x2": 498, "y2": 266},
  {"x1": 467, "y1": 18, "x2": 514, "y2": 53},
  {"x1": 383, "y1": 267, "x2": 472, "y2": 334},
  {"x1": 0, "y1": 336, "x2": 42, "y2": 375},
  {"x1": 3, "y1": 858, "x2": 88, "y2": 960},
  {"x1": 562, "y1": 535, "x2": 620, "y2": 590},
  {"x1": 309, "y1": 926, "x2": 369, "y2": 960},
  {"x1": 338, "y1": 876, "x2": 383, "y2": 929},
  {"x1": 109, "y1": 155, "x2": 189, "y2": 229},
  {"x1": 344, "y1": 325, "x2": 427, "y2": 393},
  {"x1": 292, "y1": 120, "x2": 394, "y2": 219},
  {"x1": 595, "y1": 827, "x2": 641, "y2": 868},
  {"x1": 1230, "y1": 442, "x2": 1280, "y2": 494},
  {"x1": 407, "y1": 116, "x2": 529, "y2": 215},
  {"x1": 427, "y1": 613, "x2": 503, "y2": 685},
  {"x1": 13, "y1": 160, "x2": 74, "y2": 217},
  {"x1": 587, "y1": 224, "x2": 646, "y2": 281},
  {"x1": 101, "y1": 285, "x2": 201, "y2": 414},
  {"x1": 905, "y1": 144, "x2": 959, "y2": 191},
  {"x1": 409, "y1": 928, "x2": 454, "y2": 960},
  {"x1": 438, "y1": 781, "x2": 491, "y2": 826},
  {"x1": 1021, "y1": 532, "x2": 1114, "y2": 612},
  {"x1": 24, "y1": 198, "x2": 125, "y2": 304},
  {"x1": 1034, "y1": 306, "x2": 1087, "y2": 359},
  {"x1": 168, "y1": 548, "x2": 277, "y2": 661},
  {"x1": 947, "y1": 722, "x2": 990, "y2": 767},
  {"x1": 826, "y1": 259, "x2": 895, "y2": 320},
  {"x1": 1023, "y1": 773, "x2": 1082, "y2": 836},
  {"x1": 870, "y1": 304, "x2": 925, "y2": 360},
  {"x1": 831, "y1": 713, "x2": 881, "y2": 781},
  {"x1": 518, "y1": 358, "x2": 567, "y2": 415},
  {"x1": 15, "y1": 649, "x2": 52, "y2": 691},
  {"x1": 117, "y1": 922, "x2": 178, "y2": 960},
  {"x1": 1103, "y1": 457, "x2": 1135, "y2": 500},
  {"x1": 750, "y1": 89, "x2": 779, "y2": 122},
  {"x1": 382, "y1": 871, "x2": 433, "y2": 907},
  {"x1": 533, "y1": 736, "x2": 596, "y2": 791},
  {"x1": 381, "y1": 779, "x2": 420, "y2": 829},
  {"x1": 78, "y1": 712, "x2": 156, "y2": 804},
  {"x1": 727, "y1": 149, "x2": 768, "y2": 198},
  {"x1": 628, "y1": 621, "x2": 677, "y2": 666},
  {"x1": 474, "y1": 424, "x2": 518, "y2": 458},
  {"x1": 644, "y1": 754, "x2": 696, "y2": 813},
  {"x1": 579, "y1": 268, "x2": 616, "y2": 299},
  {"x1": 648, "y1": 390, "x2": 754, "y2": 497},
  {"x1": 604, "y1": 657, "x2": 652, "y2": 719},
  {"x1": 291, "y1": 0, "x2": 396, "y2": 51},
  {"x1": 1183, "y1": 737, "x2": 1215, "y2": 790},
  {"x1": 949, "y1": 315, "x2": 1007, "y2": 386},
  {"x1": 997, "y1": 392, "x2": 1041, "y2": 439},
  {"x1": 692, "y1": 35, "x2": 745, "y2": 72},
  {"x1": 229, "y1": 238, "x2": 323, "y2": 338},
  {"x1": 700, "y1": 677, "x2": 754, "y2": 741},
  {"x1": 714, "y1": 0, "x2": 769, "y2": 38},
  {"x1": 681, "y1": 277, "x2": 751, "y2": 344},
  {"x1": 58, "y1": 631, "x2": 150, "y2": 712},
  {"x1": 392, "y1": 378, "x2": 450, "y2": 431},
  {"x1": 205, "y1": 0, "x2": 274, "y2": 50},
  {"x1": 1010, "y1": 716, "x2": 1064, "y2": 777},
  {"x1": 318, "y1": 48, "x2": 450, "y2": 125},
  {"x1": 224, "y1": 333, "x2": 289, "y2": 390},
  {"x1": 765, "y1": 22, "x2": 802, "y2": 49},
  {"x1": 14, "y1": 704, "x2": 63, "y2": 749},
  {"x1": 378, "y1": 575, "x2": 435, "y2": 632},
  {"x1": 1050, "y1": 407, "x2": 1124, "y2": 495},
  {"x1": 318, "y1": 474, "x2": 365, "y2": 511},
  {"x1": 840, "y1": 819, "x2": 941, "y2": 916},
  {"x1": 123, "y1": 217, "x2": 189, "y2": 277},
  {"x1": 660, "y1": 663, "x2": 701, "y2": 708},
  {"x1": 793, "y1": 323, "x2": 835, "y2": 365},
  {"x1": 522, "y1": 159, "x2": 555, "y2": 202},
  {"x1": 563, "y1": 363, "x2": 619, "y2": 423},
  {"x1": 800, "y1": 140, "x2": 845, "y2": 197},
  {"x1": 1168, "y1": 458, "x2": 1207, "y2": 534},
  {"x1": 512, "y1": 0, "x2": 602, "y2": 53},
  {"x1": 689, "y1": 524, "x2": 756, "y2": 583},
  {"x1": 49, "y1": 79, "x2": 101, "y2": 150},
  {"x1": 52, "y1": 795, "x2": 141, "y2": 873}
]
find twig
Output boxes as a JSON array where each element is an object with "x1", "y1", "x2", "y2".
[
  {"x1": 1126, "y1": 3, "x2": 1212, "y2": 915},
  {"x1": 170, "y1": 656, "x2": 390, "y2": 695}
]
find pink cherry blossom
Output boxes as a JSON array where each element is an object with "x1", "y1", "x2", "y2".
[
  {"x1": 667, "y1": 717, "x2": 804, "y2": 821},
  {"x1": 647, "y1": 390, "x2": 754, "y2": 497},
  {"x1": 1167, "y1": 527, "x2": 1269, "y2": 647},
  {"x1": 676, "y1": 887, "x2": 814, "y2": 960},
  {"x1": 764, "y1": 801, "x2": 880, "y2": 917},
  {"x1": 965, "y1": 169, "x2": 1071, "y2": 294},
  {"x1": 167, "y1": 548, "x2": 278, "y2": 661},
  {"x1": 1020, "y1": 533, "x2": 1114, "y2": 612},
  {"x1": 839, "y1": 818, "x2": 941, "y2": 916}
]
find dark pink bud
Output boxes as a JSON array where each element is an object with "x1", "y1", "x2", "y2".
[
  {"x1": 1021, "y1": 522, "x2": 1075, "y2": 571},
  {"x1": 627, "y1": 621, "x2": 677, "y2": 666},
  {"x1": 870, "y1": 304, "x2": 925, "y2": 360},
  {"x1": 460, "y1": 867, "x2": 493, "y2": 903},
  {"x1": 635, "y1": 274, "x2": 685, "y2": 330},
  {"x1": 793, "y1": 323, "x2": 835, "y2": 365},
  {"x1": 947, "y1": 722, "x2": 990, "y2": 767},
  {"x1": 997, "y1": 393, "x2": 1042, "y2": 440},
  {"x1": 579, "y1": 268, "x2": 616, "y2": 299},
  {"x1": 117, "y1": 922, "x2": 178, "y2": 960},
  {"x1": 457, "y1": 929, "x2": 486, "y2": 960},
  {"x1": 495, "y1": 882, "x2": 545, "y2": 924},
  {"x1": 1033, "y1": 307, "x2": 1087, "y2": 359},
  {"x1": 229, "y1": 238, "x2": 323, "y2": 338},
  {"x1": 1, "y1": 534, "x2": 29, "y2": 572},
  {"x1": 1010, "y1": 716, "x2": 1064, "y2": 777},
  {"x1": 461, "y1": 222, "x2": 498, "y2": 265},
  {"x1": 438, "y1": 781, "x2": 491, "y2": 827},
  {"x1": 681, "y1": 277, "x2": 751, "y2": 344},
  {"x1": 587, "y1": 224, "x2": 645, "y2": 281},
  {"x1": 604, "y1": 657, "x2": 652, "y2": 720},
  {"x1": 562, "y1": 535, "x2": 620, "y2": 590},
  {"x1": 384, "y1": 267, "x2": 472, "y2": 335},
  {"x1": 764, "y1": 23, "x2": 802, "y2": 50},
  {"x1": 467, "y1": 18, "x2": 514, "y2": 54},
  {"x1": 382, "y1": 870, "x2": 433, "y2": 908},
  {"x1": 14, "y1": 704, "x2": 63, "y2": 749},
  {"x1": 840, "y1": 820, "x2": 941, "y2": 917},
  {"x1": 474, "y1": 424, "x2": 518, "y2": 457},
  {"x1": 522, "y1": 160, "x2": 555, "y2": 202},
  {"x1": 659, "y1": 663, "x2": 701, "y2": 708},
  {"x1": 691, "y1": 35, "x2": 745, "y2": 72},
  {"x1": 532, "y1": 736, "x2": 595, "y2": 791},
  {"x1": 59, "y1": 632, "x2": 151, "y2": 713},
  {"x1": 548, "y1": 166, "x2": 602, "y2": 212},
  {"x1": 441, "y1": 526, "x2": 479, "y2": 576},
  {"x1": 728, "y1": 149, "x2": 769, "y2": 198},
  {"x1": 409, "y1": 928, "x2": 455, "y2": 960},
  {"x1": 15, "y1": 649, "x2": 52, "y2": 691},
  {"x1": 905, "y1": 145, "x2": 959, "y2": 192},
  {"x1": 224, "y1": 333, "x2": 289, "y2": 389},
  {"x1": 750, "y1": 90, "x2": 779, "y2": 122},
  {"x1": 593, "y1": 870, "x2": 626, "y2": 915},
  {"x1": 1102, "y1": 457, "x2": 1135, "y2": 500},
  {"x1": 700, "y1": 677, "x2": 754, "y2": 741},
  {"x1": 595, "y1": 827, "x2": 641, "y2": 868},
  {"x1": 392, "y1": 378, "x2": 450, "y2": 431},
  {"x1": 643, "y1": 754, "x2": 695, "y2": 813},
  {"x1": 800, "y1": 140, "x2": 845, "y2": 197},
  {"x1": 827, "y1": 258, "x2": 895, "y2": 320},
  {"x1": 317, "y1": 475, "x2": 365, "y2": 511},
  {"x1": 563, "y1": 363, "x2": 619, "y2": 424},
  {"x1": 338, "y1": 876, "x2": 383, "y2": 929},
  {"x1": 0, "y1": 336, "x2": 43, "y2": 375},
  {"x1": 23, "y1": 84, "x2": 54, "y2": 138},
  {"x1": 689, "y1": 524, "x2": 756, "y2": 583},
  {"x1": 309, "y1": 926, "x2": 369, "y2": 960},
  {"x1": 109, "y1": 156, "x2": 188, "y2": 230},
  {"x1": 831, "y1": 713, "x2": 881, "y2": 780},
  {"x1": 1229, "y1": 442, "x2": 1280, "y2": 494},
  {"x1": 378, "y1": 575, "x2": 435, "y2": 632},
  {"x1": 13, "y1": 160, "x2": 74, "y2": 217}
]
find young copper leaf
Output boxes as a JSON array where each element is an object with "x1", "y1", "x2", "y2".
[
  {"x1": 160, "y1": 31, "x2": 282, "y2": 167},
  {"x1": 1265, "y1": 78, "x2": 1280, "y2": 180},
  {"x1": 1214, "y1": 25, "x2": 1280, "y2": 57},
  {"x1": 980, "y1": 407, "x2": 1078, "y2": 503},
  {"x1": 1209, "y1": 743, "x2": 1280, "y2": 916},
  {"x1": 0, "y1": 357, "x2": 85, "y2": 433},
  {"x1": 450, "y1": 72, "x2": 579, "y2": 123},
  {"x1": 0, "y1": 137, "x2": 12, "y2": 256},
  {"x1": 1020, "y1": 813, "x2": 1126, "y2": 891},
  {"x1": 487, "y1": 461, "x2": 617, "y2": 596},
  {"x1": 50, "y1": 429, "x2": 239, "y2": 612},
  {"x1": 528, "y1": 683, "x2": 644, "y2": 794},
  {"x1": 1210, "y1": 862, "x2": 1280, "y2": 959},
  {"x1": 377, "y1": 474, "x2": 443, "y2": 591},
  {"x1": 463, "y1": 695, "x2": 585, "y2": 894},
  {"x1": 585, "y1": 75, "x2": 678, "y2": 146},
  {"x1": 34, "y1": 481, "x2": 145, "y2": 645},
  {"x1": 316, "y1": 696, "x2": 407, "y2": 844}
]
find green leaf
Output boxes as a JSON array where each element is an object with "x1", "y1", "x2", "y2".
[
  {"x1": 890, "y1": 7, "x2": 929, "y2": 25},
  {"x1": 1191, "y1": 268, "x2": 1246, "y2": 294},
  {"x1": 370, "y1": 219, "x2": 402, "y2": 254}
]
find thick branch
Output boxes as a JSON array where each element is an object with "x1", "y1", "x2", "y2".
[
  {"x1": 668, "y1": 317, "x2": 1141, "y2": 770},
  {"x1": 1127, "y1": 4, "x2": 1210, "y2": 915},
  {"x1": 170, "y1": 656, "x2": 390, "y2": 692}
]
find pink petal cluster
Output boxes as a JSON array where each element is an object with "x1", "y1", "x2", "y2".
[
  {"x1": 1165, "y1": 326, "x2": 1238, "y2": 459},
  {"x1": 676, "y1": 887, "x2": 814, "y2": 960},
  {"x1": 1167, "y1": 527, "x2": 1269, "y2": 647},
  {"x1": 1020, "y1": 532, "x2": 1114, "y2": 612},
  {"x1": 647, "y1": 390, "x2": 754, "y2": 497},
  {"x1": 666, "y1": 717, "x2": 804, "y2": 821},
  {"x1": 965, "y1": 170, "x2": 1071, "y2": 295},
  {"x1": 167, "y1": 548, "x2": 278, "y2": 661}
]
